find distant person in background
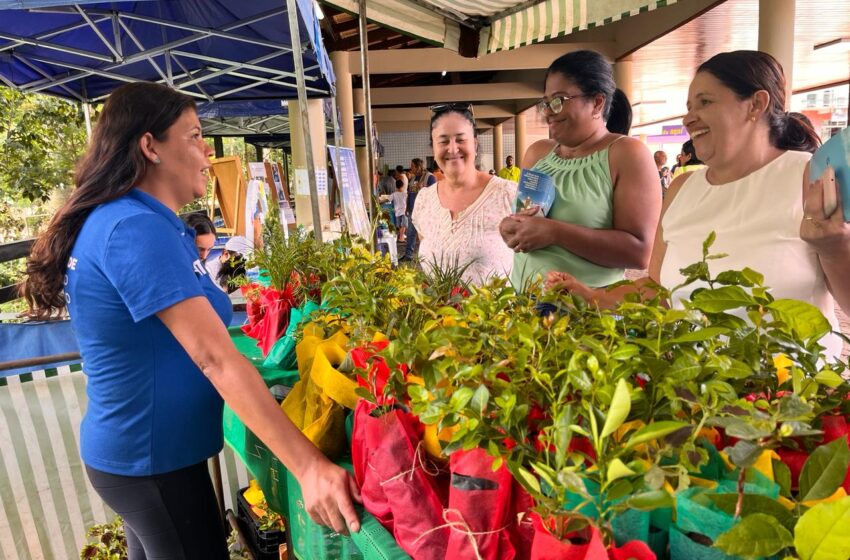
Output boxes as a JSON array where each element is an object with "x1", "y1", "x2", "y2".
[
  {"x1": 400, "y1": 158, "x2": 437, "y2": 262},
  {"x1": 392, "y1": 179, "x2": 408, "y2": 243},
  {"x1": 378, "y1": 169, "x2": 397, "y2": 226},
  {"x1": 497, "y1": 155, "x2": 521, "y2": 182},
  {"x1": 395, "y1": 165, "x2": 409, "y2": 192},
  {"x1": 654, "y1": 150, "x2": 670, "y2": 190},
  {"x1": 672, "y1": 139, "x2": 706, "y2": 179},
  {"x1": 182, "y1": 213, "x2": 216, "y2": 261},
  {"x1": 205, "y1": 235, "x2": 252, "y2": 293},
  {"x1": 500, "y1": 50, "x2": 660, "y2": 290},
  {"x1": 432, "y1": 164, "x2": 445, "y2": 181}
]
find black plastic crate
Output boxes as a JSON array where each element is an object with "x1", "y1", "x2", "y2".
[{"x1": 236, "y1": 486, "x2": 287, "y2": 560}]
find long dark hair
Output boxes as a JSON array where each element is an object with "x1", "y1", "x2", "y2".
[
  {"x1": 697, "y1": 51, "x2": 820, "y2": 154},
  {"x1": 546, "y1": 50, "x2": 632, "y2": 135},
  {"x1": 22, "y1": 82, "x2": 196, "y2": 319}
]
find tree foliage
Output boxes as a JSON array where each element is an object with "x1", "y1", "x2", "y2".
[{"x1": 0, "y1": 88, "x2": 88, "y2": 204}]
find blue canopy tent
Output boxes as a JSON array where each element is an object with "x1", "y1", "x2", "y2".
[
  {"x1": 196, "y1": 98, "x2": 368, "y2": 147},
  {"x1": 0, "y1": 0, "x2": 335, "y2": 102}
]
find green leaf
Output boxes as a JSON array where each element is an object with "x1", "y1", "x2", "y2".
[
  {"x1": 610, "y1": 344, "x2": 640, "y2": 361},
  {"x1": 470, "y1": 385, "x2": 490, "y2": 415},
  {"x1": 707, "y1": 493, "x2": 796, "y2": 532},
  {"x1": 799, "y1": 437, "x2": 850, "y2": 502},
  {"x1": 606, "y1": 479, "x2": 634, "y2": 502},
  {"x1": 714, "y1": 513, "x2": 793, "y2": 558},
  {"x1": 600, "y1": 378, "x2": 631, "y2": 440},
  {"x1": 773, "y1": 458, "x2": 792, "y2": 498},
  {"x1": 768, "y1": 299, "x2": 832, "y2": 342},
  {"x1": 795, "y1": 497, "x2": 850, "y2": 560},
  {"x1": 625, "y1": 421, "x2": 690, "y2": 448},
  {"x1": 670, "y1": 326, "x2": 731, "y2": 344},
  {"x1": 667, "y1": 355, "x2": 701, "y2": 382},
  {"x1": 607, "y1": 458, "x2": 637, "y2": 482},
  {"x1": 627, "y1": 490, "x2": 674, "y2": 511},
  {"x1": 777, "y1": 394, "x2": 814, "y2": 422},
  {"x1": 724, "y1": 418, "x2": 773, "y2": 441},
  {"x1": 726, "y1": 439, "x2": 763, "y2": 468},
  {"x1": 690, "y1": 286, "x2": 757, "y2": 313},
  {"x1": 816, "y1": 370, "x2": 845, "y2": 389},
  {"x1": 448, "y1": 387, "x2": 475, "y2": 410},
  {"x1": 515, "y1": 466, "x2": 541, "y2": 496},
  {"x1": 702, "y1": 231, "x2": 717, "y2": 257}
]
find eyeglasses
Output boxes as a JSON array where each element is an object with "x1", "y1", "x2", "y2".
[
  {"x1": 429, "y1": 102, "x2": 474, "y2": 117},
  {"x1": 536, "y1": 94, "x2": 588, "y2": 116}
]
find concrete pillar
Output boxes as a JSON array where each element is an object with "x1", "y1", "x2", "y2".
[
  {"x1": 289, "y1": 99, "x2": 331, "y2": 231},
  {"x1": 758, "y1": 0, "x2": 795, "y2": 109},
  {"x1": 353, "y1": 90, "x2": 371, "y2": 202},
  {"x1": 614, "y1": 56, "x2": 634, "y2": 104},
  {"x1": 515, "y1": 111, "x2": 527, "y2": 164},
  {"x1": 493, "y1": 122, "x2": 504, "y2": 170},
  {"x1": 331, "y1": 51, "x2": 356, "y2": 149}
]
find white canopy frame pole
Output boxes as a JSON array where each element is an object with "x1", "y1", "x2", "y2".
[
  {"x1": 286, "y1": 0, "x2": 324, "y2": 244},
  {"x1": 358, "y1": 0, "x2": 375, "y2": 217},
  {"x1": 330, "y1": 94, "x2": 347, "y2": 224}
]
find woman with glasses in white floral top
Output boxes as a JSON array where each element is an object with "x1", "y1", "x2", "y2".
[
  {"x1": 500, "y1": 50, "x2": 661, "y2": 291},
  {"x1": 410, "y1": 103, "x2": 517, "y2": 285}
]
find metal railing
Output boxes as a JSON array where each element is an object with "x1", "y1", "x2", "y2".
[{"x1": 0, "y1": 237, "x2": 34, "y2": 304}]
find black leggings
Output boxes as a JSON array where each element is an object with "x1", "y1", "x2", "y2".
[{"x1": 86, "y1": 461, "x2": 228, "y2": 560}]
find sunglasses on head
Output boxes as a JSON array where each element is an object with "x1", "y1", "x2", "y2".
[{"x1": 429, "y1": 102, "x2": 474, "y2": 117}]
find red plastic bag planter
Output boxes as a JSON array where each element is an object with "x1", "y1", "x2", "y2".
[
  {"x1": 529, "y1": 513, "x2": 656, "y2": 560},
  {"x1": 240, "y1": 285, "x2": 297, "y2": 356},
  {"x1": 445, "y1": 448, "x2": 517, "y2": 560},
  {"x1": 351, "y1": 400, "x2": 448, "y2": 560}
]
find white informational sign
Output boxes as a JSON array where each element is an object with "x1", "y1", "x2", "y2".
[
  {"x1": 294, "y1": 168, "x2": 310, "y2": 196},
  {"x1": 327, "y1": 146, "x2": 370, "y2": 240},
  {"x1": 279, "y1": 197, "x2": 296, "y2": 225},
  {"x1": 248, "y1": 162, "x2": 268, "y2": 181},
  {"x1": 316, "y1": 168, "x2": 328, "y2": 196},
  {"x1": 244, "y1": 178, "x2": 269, "y2": 247}
]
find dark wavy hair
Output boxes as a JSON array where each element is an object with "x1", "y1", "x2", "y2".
[
  {"x1": 546, "y1": 50, "x2": 632, "y2": 135},
  {"x1": 697, "y1": 51, "x2": 820, "y2": 154},
  {"x1": 680, "y1": 140, "x2": 704, "y2": 165},
  {"x1": 22, "y1": 82, "x2": 196, "y2": 319}
]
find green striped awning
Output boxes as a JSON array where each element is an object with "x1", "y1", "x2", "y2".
[
  {"x1": 325, "y1": 0, "x2": 679, "y2": 55},
  {"x1": 484, "y1": 0, "x2": 681, "y2": 54}
]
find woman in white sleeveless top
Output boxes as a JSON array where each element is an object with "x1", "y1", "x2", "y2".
[{"x1": 547, "y1": 51, "x2": 850, "y2": 359}]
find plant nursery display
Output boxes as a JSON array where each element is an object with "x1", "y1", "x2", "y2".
[{"x1": 228, "y1": 222, "x2": 850, "y2": 560}]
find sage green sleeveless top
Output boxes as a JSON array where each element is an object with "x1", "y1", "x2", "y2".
[{"x1": 511, "y1": 141, "x2": 624, "y2": 289}]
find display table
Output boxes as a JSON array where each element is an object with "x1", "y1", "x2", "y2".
[{"x1": 224, "y1": 327, "x2": 410, "y2": 560}]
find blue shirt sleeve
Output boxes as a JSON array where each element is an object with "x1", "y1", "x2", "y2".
[
  {"x1": 426, "y1": 174, "x2": 437, "y2": 187},
  {"x1": 103, "y1": 213, "x2": 205, "y2": 323}
]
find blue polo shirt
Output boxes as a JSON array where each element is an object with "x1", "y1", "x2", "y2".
[{"x1": 66, "y1": 189, "x2": 233, "y2": 476}]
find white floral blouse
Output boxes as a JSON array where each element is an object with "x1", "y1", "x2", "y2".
[{"x1": 411, "y1": 176, "x2": 517, "y2": 286}]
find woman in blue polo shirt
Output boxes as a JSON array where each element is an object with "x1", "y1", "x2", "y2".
[{"x1": 22, "y1": 83, "x2": 360, "y2": 559}]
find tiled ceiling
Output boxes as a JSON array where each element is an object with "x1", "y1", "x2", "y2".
[{"x1": 630, "y1": 0, "x2": 850, "y2": 125}]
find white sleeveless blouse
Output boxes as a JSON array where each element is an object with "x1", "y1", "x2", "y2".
[{"x1": 660, "y1": 150, "x2": 842, "y2": 359}]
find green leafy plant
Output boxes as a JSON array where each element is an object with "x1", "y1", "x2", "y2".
[{"x1": 79, "y1": 517, "x2": 127, "y2": 560}]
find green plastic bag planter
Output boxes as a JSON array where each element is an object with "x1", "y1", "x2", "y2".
[
  {"x1": 561, "y1": 479, "x2": 651, "y2": 547},
  {"x1": 286, "y1": 463, "x2": 411, "y2": 560},
  {"x1": 672, "y1": 485, "x2": 779, "y2": 560}
]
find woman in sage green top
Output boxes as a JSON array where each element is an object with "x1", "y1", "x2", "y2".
[{"x1": 500, "y1": 50, "x2": 661, "y2": 289}]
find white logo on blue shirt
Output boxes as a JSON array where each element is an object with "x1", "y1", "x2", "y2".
[
  {"x1": 67, "y1": 256, "x2": 78, "y2": 270},
  {"x1": 192, "y1": 259, "x2": 208, "y2": 276}
]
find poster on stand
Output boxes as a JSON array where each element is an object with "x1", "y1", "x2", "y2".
[
  {"x1": 328, "y1": 146, "x2": 370, "y2": 240},
  {"x1": 244, "y1": 178, "x2": 270, "y2": 249},
  {"x1": 248, "y1": 162, "x2": 268, "y2": 182}
]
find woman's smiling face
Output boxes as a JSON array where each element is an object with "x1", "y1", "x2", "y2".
[
  {"x1": 431, "y1": 111, "x2": 477, "y2": 177},
  {"x1": 684, "y1": 71, "x2": 754, "y2": 168}
]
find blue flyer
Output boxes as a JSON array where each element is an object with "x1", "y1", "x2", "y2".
[
  {"x1": 516, "y1": 168, "x2": 557, "y2": 215},
  {"x1": 810, "y1": 127, "x2": 850, "y2": 221}
]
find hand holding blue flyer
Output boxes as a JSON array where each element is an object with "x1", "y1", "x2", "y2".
[
  {"x1": 809, "y1": 127, "x2": 850, "y2": 221},
  {"x1": 515, "y1": 168, "x2": 556, "y2": 216}
]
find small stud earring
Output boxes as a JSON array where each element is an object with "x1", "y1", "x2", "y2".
[
  {"x1": 750, "y1": 116, "x2": 756, "y2": 122},
  {"x1": 153, "y1": 157, "x2": 161, "y2": 164}
]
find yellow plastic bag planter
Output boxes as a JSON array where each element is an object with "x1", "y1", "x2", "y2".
[{"x1": 282, "y1": 325, "x2": 359, "y2": 458}]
